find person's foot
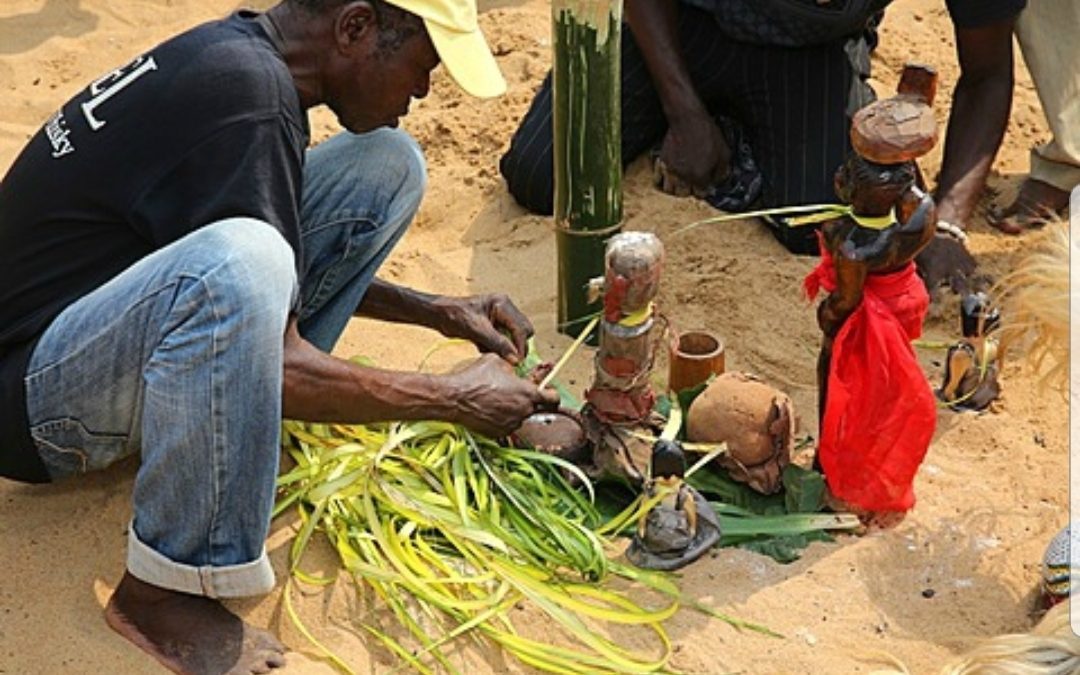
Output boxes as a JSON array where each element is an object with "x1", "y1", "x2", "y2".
[
  {"x1": 989, "y1": 178, "x2": 1070, "y2": 235},
  {"x1": 105, "y1": 572, "x2": 286, "y2": 675}
]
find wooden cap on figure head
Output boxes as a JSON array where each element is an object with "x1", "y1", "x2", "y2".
[{"x1": 851, "y1": 63, "x2": 939, "y2": 164}]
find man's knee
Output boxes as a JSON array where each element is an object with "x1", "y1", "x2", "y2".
[
  {"x1": 319, "y1": 129, "x2": 427, "y2": 219},
  {"x1": 369, "y1": 128, "x2": 427, "y2": 211},
  {"x1": 381, "y1": 129, "x2": 427, "y2": 228},
  {"x1": 499, "y1": 140, "x2": 555, "y2": 216},
  {"x1": 494, "y1": 125, "x2": 552, "y2": 214},
  {"x1": 197, "y1": 218, "x2": 297, "y2": 319},
  {"x1": 499, "y1": 72, "x2": 557, "y2": 215}
]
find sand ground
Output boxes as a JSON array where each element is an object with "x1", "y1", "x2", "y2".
[{"x1": 0, "y1": 1, "x2": 1069, "y2": 673}]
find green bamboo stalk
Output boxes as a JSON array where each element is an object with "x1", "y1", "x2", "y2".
[{"x1": 552, "y1": 0, "x2": 623, "y2": 338}]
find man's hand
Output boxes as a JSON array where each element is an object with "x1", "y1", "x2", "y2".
[
  {"x1": 654, "y1": 113, "x2": 732, "y2": 197},
  {"x1": 449, "y1": 354, "x2": 560, "y2": 438},
  {"x1": 282, "y1": 318, "x2": 557, "y2": 435},
  {"x1": 915, "y1": 234, "x2": 977, "y2": 297},
  {"x1": 433, "y1": 293, "x2": 534, "y2": 365}
]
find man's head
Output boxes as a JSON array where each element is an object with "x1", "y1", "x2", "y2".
[
  {"x1": 283, "y1": 0, "x2": 503, "y2": 133},
  {"x1": 288, "y1": 0, "x2": 424, "y2": 52},
  {"x1": 378, "y1": 0, "x2": 505, "y2": 98}
]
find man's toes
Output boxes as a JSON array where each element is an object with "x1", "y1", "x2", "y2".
[
  {"x1": 250, "y1": 651, "x2": 286, "y2": 674},
  {"x1": 989, "y1": 198, "x2": 1059, "y2": 234},
  {"x1": 228, "y1": 650, "x2": 286, "y2": 675}
]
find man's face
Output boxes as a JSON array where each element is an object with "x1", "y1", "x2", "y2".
[{"x1": 326, "y1": 8, "x2": 439, "y2": 133}]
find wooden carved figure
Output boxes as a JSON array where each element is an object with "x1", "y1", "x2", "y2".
[{"x1": 804, "y1": 64, "x2": 941, "y2": 524}]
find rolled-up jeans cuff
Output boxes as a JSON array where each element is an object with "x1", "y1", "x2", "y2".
[{"x1": 126, "y1": 525, "x2": 275, "y2": 599}]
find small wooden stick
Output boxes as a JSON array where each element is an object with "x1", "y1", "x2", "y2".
[{"x1": 539, "y1": 316, "x2": 599, "y2": 390}]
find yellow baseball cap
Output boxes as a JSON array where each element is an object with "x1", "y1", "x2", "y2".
[{"x1": 383, "y1": 0, "x2": 506, "y2": 98}]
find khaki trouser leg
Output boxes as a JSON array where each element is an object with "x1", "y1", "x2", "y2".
[{"x1": 1016, "y1": 0, "x2": 1080, "y2": 193}]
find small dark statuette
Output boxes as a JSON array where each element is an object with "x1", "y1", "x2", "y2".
[
  {"x1": 938, "y1": 292, "x2": 1002, "y2": 410},
  {"x1": 625, "y1": 439, "x2": 721, "y2": 571}
]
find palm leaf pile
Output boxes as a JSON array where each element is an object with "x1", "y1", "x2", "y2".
[
  {"x1": 274, "y1": 349, "x2": 858, "y2": 672},
  {"x1": 276, "y1": 419, "x2": 702, "y2": 674}
]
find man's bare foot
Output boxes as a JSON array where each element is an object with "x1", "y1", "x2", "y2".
[
  {"x1": 989, "y1": 178, "x2": 1070, "y2": 235},
  {"x1": 105, "y1": 572, "x2": 286, "y2": 675}
]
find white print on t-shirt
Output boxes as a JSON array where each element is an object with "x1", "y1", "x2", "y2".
[
  {"x1": 80, "y1": 55, "x2": 158, "y2": 132},
  {"x1": 45, "y1": 111, "x2": 75, "y2": 159}
]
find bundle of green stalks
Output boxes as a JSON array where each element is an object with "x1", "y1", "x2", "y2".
[{"x1": 275, "y1": 419, "x2": 698, "y2": 674}]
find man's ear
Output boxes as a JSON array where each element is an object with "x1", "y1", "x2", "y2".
[{"x1": 334, "y1": 1, "x2": 378, "y2": 52}]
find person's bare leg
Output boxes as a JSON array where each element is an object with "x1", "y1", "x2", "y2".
[
  {"x1": 989, "y1": 178, "x2": 1070, "y2": 234},
  {"x1": 105, "y1": 572, "x2": 286, "y2": 675}
]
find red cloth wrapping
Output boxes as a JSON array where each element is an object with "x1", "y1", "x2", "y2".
[{"x1": 805, "y1": 243, "x2": 936, "y2": 512}]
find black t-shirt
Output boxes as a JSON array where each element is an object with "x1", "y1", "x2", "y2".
[
  {"x1": 680, "y1": 0, "x2": 1026, "y2": 46},
  {"x1": 0, "y1": 11, "x2": 308, "y2": 482}
]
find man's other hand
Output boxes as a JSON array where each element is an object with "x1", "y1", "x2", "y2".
[
  {"x1": 449, "y1": 354, "x2": 560, "y2": 438},
  {"x1": 434, "y1": 293, "x2": 534, "y2": 365},
  {"x1": 915, "y1": 233, "x2": 977, "y2": 298},
  {"x1": 654, "y1": 112, "x2": 731, "y2": 197}
]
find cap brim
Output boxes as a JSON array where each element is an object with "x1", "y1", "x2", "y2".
[{"x1": 425, "y1": 19, "x2": 506, "y2": 98}]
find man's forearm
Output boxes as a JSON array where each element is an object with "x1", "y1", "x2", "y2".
[
  {"x1": 625, "y1": 0, "x2": 705, "y2": 123},
  {"x1": 355, "y1": 278, "x2": 443, "y2": 331},
  {"x1": 281, "y1": 318, "x2": 459, "y2": 423}
]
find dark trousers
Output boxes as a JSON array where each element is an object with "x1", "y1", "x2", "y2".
[{"x1": 499, "y1": 4, "x2": 875, "y2": 254}]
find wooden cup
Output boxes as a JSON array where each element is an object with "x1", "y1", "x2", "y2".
[{"x1": 668, "y1": 330, "x2": 725, "y2": 393}]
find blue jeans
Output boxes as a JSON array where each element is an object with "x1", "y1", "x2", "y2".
[{"x1": 23, "y1": 129, "x2": 426, "y2": 598}]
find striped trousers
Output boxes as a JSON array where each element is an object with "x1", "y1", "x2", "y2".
[{"x1": 499, "y1": 4, "x2": 875, "y2": 254}]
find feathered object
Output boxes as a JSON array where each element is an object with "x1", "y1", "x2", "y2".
[
  {"x1": 938, "y1": 599, "x2": 1080, "y2": 675},
  {"x1": 868, "y1": 599, "x2": 1080, "y2": 675},
  {"x1": 995, "y1": 220, "x2": 1070, "y2": 394}
]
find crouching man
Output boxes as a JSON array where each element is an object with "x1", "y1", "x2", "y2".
[{"x1": 0, "y1": 0, "x2": 556, "y2": 672}]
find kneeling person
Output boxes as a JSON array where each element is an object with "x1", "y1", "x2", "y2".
[{"x1": 0, "y1": 1, "x2": 555, "y2": 673}]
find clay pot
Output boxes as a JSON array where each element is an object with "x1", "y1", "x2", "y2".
[
  {"x1": 686, "y1": 372, "x2": 794, "y2": 494},
  {"x1": 667, "y1": 329, "x2": 725, "y2": 394}
]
